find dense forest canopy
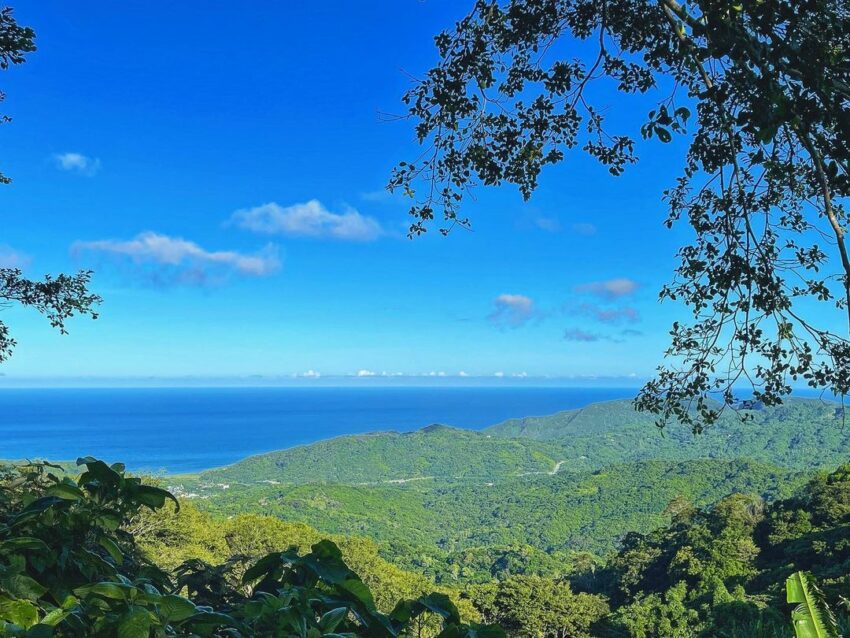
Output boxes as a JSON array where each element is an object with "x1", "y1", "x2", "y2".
[
  {"x1": 4, "y1": 454, "x2": 850, "y2": 637},
  {"x1": 390, "y1": 0, "x2": 850, "y2": 429}
]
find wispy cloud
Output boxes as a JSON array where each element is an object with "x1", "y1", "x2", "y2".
[
  {"x1": 230, "y1": 200, "x2": 383, "y2": 241},
  {"x1": 533, "y1": 216, "x2": 561, "y2": 232},
  {"x1": 53, "y1": 152, "x2": 100, "y2": 176},
  {"x1": 360, "y1": 189, "x2": 395, "y2": 203},
  {"x1": 571, "y1": 222, "x2": 597, "y2": 236},
  {"x1": 72, "y1": 231, "x2": 280, "y2": 286},
  {"x1": 575, "y1": 277, "x2": 639, "y2": 299},
  {"x1": 488, "y1": 293, "x2": 536, "y2": 328},
  {"x1": 563, "y1": 328, "x2": 606, "y2": 342},
  {"x1": 0, "y1": 245, "x2": 30, "y2": 269},
  {"x1": 574, "y1": 303, "x2": 640, "y2": 324},
  {"x1": 563, "y1": 327, "x2": 643, "y2": 343}
]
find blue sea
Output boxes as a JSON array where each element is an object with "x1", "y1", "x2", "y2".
[{"x1": 0, "y1": 387, "x2": 633, "y2": 473}]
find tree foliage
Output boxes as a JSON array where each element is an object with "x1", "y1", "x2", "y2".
[
  {"x1": 472, "y1": 575, "x2": 609, "y2": 638},
  {"x1": 0, "y1": 6, "x2": 34, "y2": 185},
  {"x1": 390, "y1": 0, "x2": 850, "y2": 429},
  {"x1": 0, "y1": 9, "x2": 100, "y2": 362},
  {"x1": 0, "y1": 459, "x2": 503, "y2": 638}
]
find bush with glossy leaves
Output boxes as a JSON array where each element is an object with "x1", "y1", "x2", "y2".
[{"x1": 0, "y1": 459, "x2": 505, "y2": 638}]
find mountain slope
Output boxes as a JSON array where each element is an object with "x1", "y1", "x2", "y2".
[
  {"x1": 192, "y1": 458, "x2": 805, "y2": 580},
  {"x1": 198, "y1": 424, "x2": 566, "y2": 484},
  {"x1": 199, "y1": 397, "x2": 850, "y2": 488},
  {"x1": 486, "y1": 397, "x2": 850, "y2": 471}
]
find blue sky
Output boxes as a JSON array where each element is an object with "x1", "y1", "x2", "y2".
[{"x1": 0, "y1": 1, "x2": 698, "y2": 384}]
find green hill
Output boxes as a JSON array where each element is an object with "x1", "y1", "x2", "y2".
[
  {"x1": 198, "y1": 398, "x2": 850, "y2": 489},
  {"x1": 486, "y1": 397, "x2": 850, "y2": 471},
  {"x1": 173, "y1": 397, "x2": 849, "y2": 584},
  {"x1": 190, "y1": 458, "x2": 804, "y2": 582},
  {"x1": 198, "y1": 424, "x2": 566, "y2": 485}
]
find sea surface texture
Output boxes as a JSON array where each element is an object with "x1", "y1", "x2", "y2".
[{"x1": 0, "y1": 387, "x2": 633, "y2": 473}]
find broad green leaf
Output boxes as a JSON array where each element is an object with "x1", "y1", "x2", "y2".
[
  {"x1": 74, "y1": 581, "x2": 133, "y2": 601},
  {"x1": 98, "y1": 536, "x2": 124, "y2": 566},
  {"x1": 414, "y1": 593, "x2": 460, "y2": 624},
  {"x1": 340, "y1": 579, "x2": 376, "y2": 610},
  {"x1": 1, "y1": 575, "x2": 47, "y2": 601},
  {"x1": 0, "y1": 597, "x2": 39, "y2": 629},
  {"x1": 159, "y1": 594, "x2": 196, "y2": 623},
  {"x1": 242, "y1": 552, "x2": 282, "y2": 584},
  {"x1": 319, "y1": 607, "x2": 349, "y2": 633},
  {"x1": 45, "y1": 483, "x2": 84, "y2": 501},
  {"x1": 786, "y1": 571, "x2": 839, "y2": 638},
  {"x1": 0, "y1": 538, "x2": 49, "y2": 553},
  {"x1": 117, "y1": 608, "x2": 152, "y2": 638},
  {"x1": 130, "y1": 485, "x2": 178, "y2": 511}
]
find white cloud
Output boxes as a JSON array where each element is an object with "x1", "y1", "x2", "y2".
[
  {"x1": 72, "y1": 232, "x2": 280, "y2": 284},
  {"x1": 575, "y1": 278, "x2": 639, "y2": 299},
  {"x1": 488, "y1": 293, "x2": 536, "y2": 328},
  {"x1": 356, "y1": 369, "x2": 377, "y2": 377},
  {"x1": 0, "y1": 245, "x2": 30, "y2": 269},
  {"x1": 494, "y1": 371, "x2": 505, "y2": 378},
  {"x1": 299, "y1": 370, "x2": 321, "y2": 378},
  {"x1": 53, "y1": 152, "x2": 100, "y2": 176},
  {"x1": 533, "y1": 216, "x2": 561, "y2": 232},
  {"x1": 513, "y1": 372, "x2": 528, "y2": 378},
  {"x1": 458, "y1": 371, "x2": 469, "y2": 377},
  {"x1": 230, "y1": 200, "x2": 383, "y2": 241}
]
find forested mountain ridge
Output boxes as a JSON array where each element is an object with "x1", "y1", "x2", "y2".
[
  {"x1": 486, "y1": 398, "x2": 850, "y2": 471},
  {"x1": 169, "y1": 397, "x2": 850, "y2": 591},
  {"x1": 198, "y1": 424, "x2": 566, "y2": 484},
  {"x1": 187, "y1": 458, "x2": 806, "y2": 584},
  {"x1": 196, "y1": 398, "x2": 850, "y2": 489}
]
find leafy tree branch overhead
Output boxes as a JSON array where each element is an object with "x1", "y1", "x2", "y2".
[
  {"x1": 390, "y1": 0, "x2": 850, "y2": 429},
  {"x1": 0, "y1": 8, "x2": 101, "y2": 362}
]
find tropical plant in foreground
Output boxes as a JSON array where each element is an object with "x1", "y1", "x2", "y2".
[
  {"x1": 0, "y1": 459, "x2": 504, "y2": 637},
  {"x1": 786, "y1": 571, "x2": 840, "y2": 638}
]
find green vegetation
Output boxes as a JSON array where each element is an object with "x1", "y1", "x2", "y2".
[
  {"x1": 188, "y1": 459, "x2": 804, "y2": 583},
  {"x1": 7, "y1": 397, "x2": 850, "y2": 636},
  {"x1": 11, "y1": 455, "x2": 850, "y2": 637},
  {"x1": 166, "y1": 399, "x2": 848, "y2": 588},
  {"x1": 786, "y1": 572, "x2": 839, "y2": 638},
  {"x1": 154, "y1": 397, "x2": 850, "y2": 636},
  {"x1": 486, "y1": 399, "x2": 850, "y2": 473},
  {"x1": 200, "y1": 400, "x2": 850, "y2": 489},
  {"x1": 0, "y1": 459, "x2": 499, "y2": 637},
  {"x1": 569, "y1": 463, "x2": 850, "y2": 636},
  {"x1": 199, "y1": 425, "x2": 565, "y2": 485}
]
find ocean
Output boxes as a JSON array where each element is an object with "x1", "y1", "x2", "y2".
[{"x1": 0, "y1": 386, "x2": 634, "y2": 473}]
